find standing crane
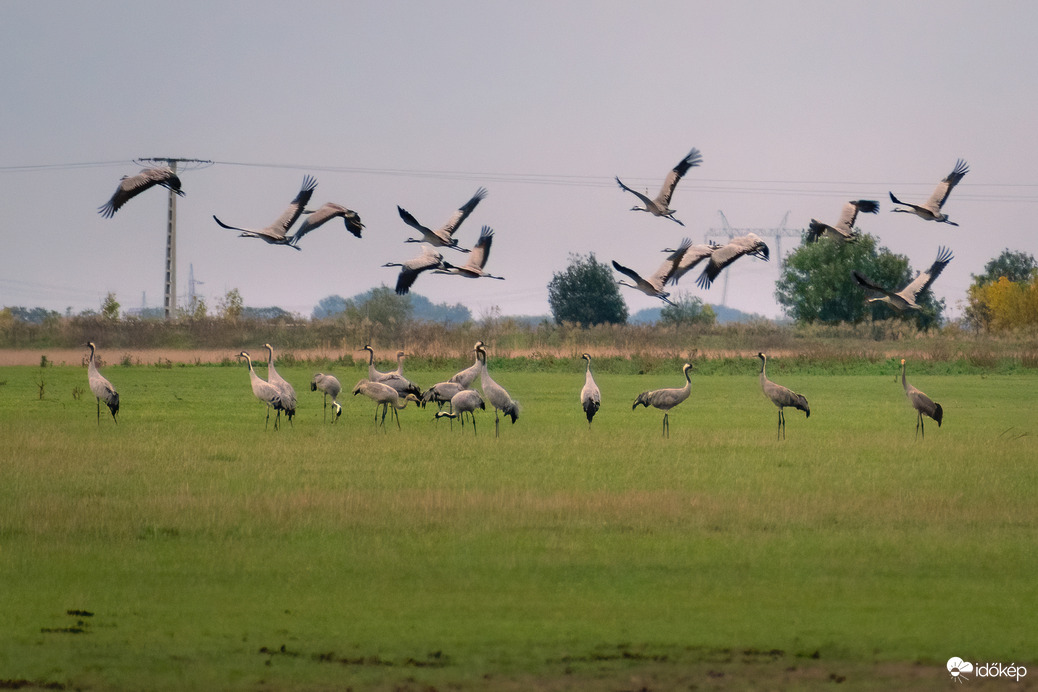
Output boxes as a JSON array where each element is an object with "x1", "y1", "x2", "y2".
[
  {"x1": 361, "y1": 345, "x2": 421, "y2": 397},
  {"x1": 86, "y1": 342, "x2": 119, "y2": 424},
  {"x1": 98, "y1": 167, "x2": 185, "y2": 218},
  {"x1": 476, "y1": 344, "x2": 519, "y2": 437},
  {"x1": 580, "y1": 353, "x2": 601, "y2": 427},
  {"x1": 213, "y1": 175, "x2": 317, "y2": 249},
  {"x1": 237, "y1": 350, "x2": 283, "y2": 430},
  {"x1": 852, "y1": 246, "x2": 953, "y2": 312},
  {"x1": 434, "y1": 389, "x2": 486, "y2": 435},
  {"x1": 901, "y1": 359, "x2": 943, "y2": 438},
  {"x1": 397, "y1": 187, "x2": 487, "y2": 252},
  {"x1": 264, "y1": 343, "x2": 297, "y2": 425},
  {"x1": 310, "y1": 373, "x2": 342, "y2": 422},
  {"x1": 612, "y1": 238, "x2": 691, "y2": 305},
  {"x1": 352, "y1": 379, "x2": 421, "y2": 431},
  {"x1": 806, "y1": 199, "x2": 879, "y2": 243},
  {"x1": 290, "y1": 202, "x2": 364, "y2": 246},
  {"x1": 632, "y1": 363, "x2": 692, "y2": 438},
  {"x1": 448, "y1": 341, "x2": 485, "y2": 388},
  {"x1": 615, "y1": 147, "x2": 702, "y2": 225},
  {"x1": 889, "y1": 159, "x2": 969, "y2": 226},
  {"x1": 757, "y1": 353, "x2": 810, "y2": 440}
]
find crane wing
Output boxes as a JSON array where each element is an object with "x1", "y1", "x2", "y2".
[
  {"x1": 925, "y1": 159, "x2": 968, "y2": 211},
  {"x1": 611, "y1": 259, "x2": 646, "y2": 286},
  {"x1": 397, "y1": 205, "x2": 433, "y2": 237},
  {"x1": 836, "y1": 199, "x2": 879, "y2": 231},
  {"x1": 441, "y1": 187, "x2": 488, "y2": 236},
  {"x1": 466, "y1": 226, "x2": 494, "y2": 272},
  {"x1": 852, "y1": 270, "x2": 894, "y2": 297},
  {"x1": 98, "y1": 167, "x2": 177, "y2": 218},
  {"x1": 655, "y1": 147, "x2": 702, "y2": 205},
  {"x1": 901, "y1": 246, "x2": 953, "y2": 298},
  {"x1": 267, "y1": 175, "x2": 317, "y2": 237},
  {"x1": 615, "y1": 176, "x2": 653, "y2": 206},
  {"x1": 653, "y1": 237, "x2": 691, "y2": 285}
]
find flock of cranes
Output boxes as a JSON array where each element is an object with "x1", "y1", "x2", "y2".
[
  {"x1": 83, "y1": 342, "x2": 944, "y2": 440},
  {"x1": 91, "y1": 148, "x2": 963, "y2": 440}
]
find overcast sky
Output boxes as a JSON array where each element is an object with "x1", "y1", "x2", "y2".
[{"x1": 3, "y1": 1, "x2": 1036, "y2": 321}]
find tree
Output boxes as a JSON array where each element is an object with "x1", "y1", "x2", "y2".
[
  {"x1": 218, "y1": 288, "x2": 244, "y2": 321},
  {"x1": 972, "y1": 249, "x2": 1037, "y2": 286},
  {"x1": 101, "y1": 292, "x2": 120, "y2": 321},
  {"x1": 548, "y1": 253, "x2": 628, "y2": 326},
  {"x1": 775, "y1": 234, "x2": 944, "y2": 329},
  {"x1": 965, "y1": 250, "x2": 1038, "y2": 331},
  {"x1": 659, "y1": 292, "x2": 716, "y2": 327},
  {"x1": 312, "y1": 294, "x2": 348, "y2": 320},
  {"x1": 347, "y1": 286, "x2": 413, "y2": 327}
]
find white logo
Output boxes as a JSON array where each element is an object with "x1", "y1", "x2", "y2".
[
  {"x1": 947, "y1": 657, "x2": 973, "y2": 682},
  {"x1": 947, "y1": 657, "x2": 1028, "y2": 683}
]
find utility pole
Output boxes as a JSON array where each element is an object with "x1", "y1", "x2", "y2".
[{"x1": 135, "y1": 157, "x2": 213, "y2": 320}]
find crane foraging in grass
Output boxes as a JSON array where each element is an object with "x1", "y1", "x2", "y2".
[
  {"x1": 86, "y1": 342, "x2": 119, "y2": 424},
  {"x1": 310, "y1": 373, "x2": 342, "y2": 422},
  {"x1": 889, "y1": 159, "x2": 969, "y2": 226},
  {"x1": 612, "y1": 237, "x2": 691, "y2": 305},
  {"x1": 615, "y1": 147, "x2": 702, "y2": 226},
  {"x1": 352, "y1": 379, "x2": 421, "y2": 431},
  {"x1": 237, "y1": 350, "x2": 283, "y2": 430},
  {"x1": 632, "y1": 362, "x2": 692, "y2": 438},
  {"x1": 580, "y1": 353, "x2": 601, "y2": 427},
  {"x1": 213, "y1": 175, "x2": 317, "y2": 249},
  {"x1": 397, "y1": 187, "x2": 487, "y2": 252},
  {"x1": 99, "y1": 167, "x2": 185, "y2": 218},
  {"x1": 901, "y1": 358, "x2": 943, "y2": 439},
  {"x1": 806, "y1": 199, "x2": 879, "y2": 243},
  {"x1": 852, "y1": 246, "x2": 953, "y2": 312},
  {"x1": 434, "y1": 388, "x2": 486, "y2": 435},
  {"x1": 757, "y1": 352, "x2": 810, "y2": 440}
]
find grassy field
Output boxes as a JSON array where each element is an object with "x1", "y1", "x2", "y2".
[{"x1": 0, "y1": 357, "x2": 1036, "y2": 691}]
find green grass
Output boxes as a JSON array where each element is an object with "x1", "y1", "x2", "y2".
[{"x1": 0, "y1": 361, "x2": 1036, "y2": 690}]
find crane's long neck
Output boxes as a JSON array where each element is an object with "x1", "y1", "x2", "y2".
[
  {"x1": 901, "y1": 362, "x2": 908, "y2": 391},
  {"x1": 758, "y1": 356, "x2": 767, "y2": 384}
]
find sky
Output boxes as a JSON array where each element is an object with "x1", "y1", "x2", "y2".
[{"x1": 2, "y1": 1, "x2": 1037, "y2": 322}]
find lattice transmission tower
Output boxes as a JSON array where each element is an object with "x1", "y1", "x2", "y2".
[{"x1": 134, "y1": 157, "x2": 213, "y2": 319}]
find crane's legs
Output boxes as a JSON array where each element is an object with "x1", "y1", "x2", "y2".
[
  {"x1": 778, "y1": 409, "x2": 786, "y2": 440},
  {"x1": 96, "y1": 398, "x2": 101, "y2": 426},
  {"x1": 494, "y1": 408, "x2": 500, "y2": 437},
  {"x1": 662, "y1": 413, "x2": 669, "y2": 438},
  {"x1": 916, "y1": 412, "x2": 924, "y2": 439},
  {"x1": 393, "y1": 406, "x2": 401, "y2": 430},
  {"x1": 323, "y1": 394, "x2": 327, "y2": 422}
]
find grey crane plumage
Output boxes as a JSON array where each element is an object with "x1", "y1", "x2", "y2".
[
  {"x1": 806, "y1": 199, "x2": 879, "y2": 243},
  {"x1": 86, "y1": 341, "x2": 119, "y2": 424},
  {"x1": 237, "y1": 350, "x2": 283, "y2": 430},
  {"x1": 361, "y1": 345, "x2": 421, "y2": 398},
  {"x1": 901, "y1": 358, "x2": 943, "y2": 439},
  {"x1": 435, "y1": 388, "x2": 486, "y2": 435},
  {"x1": 421, "y1": 381, "x2": 466, "y2": 410},
  {"x1": 757, "y1": 352, "x2": 810, "y2": 440},
  {"x1": 263, "y1": 343, "x2": 296, "y2": 425},
  {"x1": 661, "y1": 241, "x2": 722, "y2": 285},
  {"x1": 435, "y1": 226, "x2": 505, "y2": 280},
  {"x1": 476, "y1": 344, "x2": 519, "y2": 437},
  {"x1": 397, "y1": 187, "x2": 487, "y2": 252},
  {"x1": 383, "y1": 246, "x2": 445, "y2": 295},
  {"x1": 632, "y1": 363, "x2": 692, "y2": 438},
  {"x1": 99, "y1": 167, "x2": 185, "y2": 218},
  {"x1": 889, "y1": 159, "x2": 969, "y2": 226},
  {"x1": 580, "y1": 353, "x2": 601, "y2": 427},
  {"x1": 310, "y1": 373, "x2": 342, "y2": 422},
  {"x1": 448, "y1": 341, "x2": 485, "y2": 388},
  {"x1": 213, "y1": 175, "x2": 317, "y2": 249},
  {"x1": 352, "y1": 379, "x2": 421, "y2": 431},
  {"x1": 852, "y1": 246, "x2": 954, "y2": 312},
  {"x1": 291, "y1": 202, "x2": 364, "y2": 246},
  {"x1": 612, "y1": 237, "x2": 692, "y2": 306},
  {"x1": 615, "y1": 147, "x2": 702, "y2": 225},
  {"x1": 695, "y1": 233, "x2": 770, "y2": 289}
]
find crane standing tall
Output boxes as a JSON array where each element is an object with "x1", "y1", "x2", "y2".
[
  {"x1": 757, "y1": 352, "x2": 810, "y2": 440},
  {"x1": 86, "y1": 342, "x2": 119, "y2": 425}
]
